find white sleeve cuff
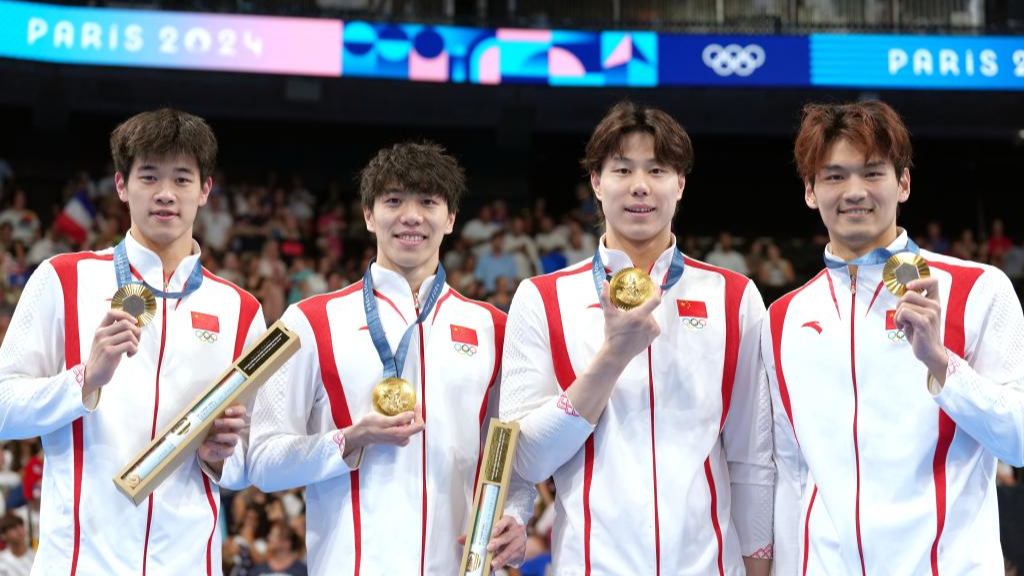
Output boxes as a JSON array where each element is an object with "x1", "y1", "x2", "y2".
[
  {"x1": 731, "y1": 482, "x2": 774, "y2": 558},
  {"x1": 514, "y1": 393, "x2": 595, "y2": 484},
  {"x1": 73, "y1": 364, "x2": 101, "y2": 412},
  {"x1": 332, "y1": 429, "x2": 364, "y2": 470}
]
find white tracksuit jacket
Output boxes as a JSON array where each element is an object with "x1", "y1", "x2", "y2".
[
  {"x1": 500, "y1": 241, "x2": 775, "y2": 576},
  {"x1": 0, "y1": 233, "x2": 265, "y2": 576},
  {"x1": 247, "y1": 264, "x2": 534, "y2": 576},
  {"x1": 763, "y1": 231, "x2": 1024, "y2": 575}
]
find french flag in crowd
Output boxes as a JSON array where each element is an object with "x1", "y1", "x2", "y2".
[{"x1": 53, "y1": 189, "x2": 96, "y2": 245}]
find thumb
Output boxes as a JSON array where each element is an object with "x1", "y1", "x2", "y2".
[{"x1": 599, "y1": 280, "x2": 611, "y2": 311}]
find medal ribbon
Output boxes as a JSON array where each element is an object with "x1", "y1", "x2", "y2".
[
  {"x1": 362, "y1": 261, "x2": 447, "y2": 379},
  {"x1": 591, "y1": 246, "x2": 686, "y2": 306},
  {"x1": 114, "y1": 239, "x2": 204, "y2": 298},
  {"x1": 823, "y1": 238, "x2": 921, "y2": 269}
]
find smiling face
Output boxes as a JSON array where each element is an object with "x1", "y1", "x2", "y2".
[
  {"x1": 591, "y1": 131, "x2": 685, "y2": 251},
  {"x1": 364, "y1": 186, "x2": 455, "y2": 283},
  {"x1": 805, "y1": 138, "x2": 910, "y2": 260},
  {"x1": 116, "y1": 153, "x2": 211, "y2": 257}
]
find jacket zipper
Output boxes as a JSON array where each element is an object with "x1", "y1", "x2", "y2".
[
  {"x1": 142, "y1": 287, "x2": 169, "y2": 576},
  {"x1": 413, "y1": 287, "x2": 428, "y2": 576},
  {"x1": 849, "y1": 268, "x2": 867, "y2": 576}
]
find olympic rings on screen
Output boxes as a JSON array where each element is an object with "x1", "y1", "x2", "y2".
[{"x1": 702, "y1": 43, "x2": 766, "y2": 77}]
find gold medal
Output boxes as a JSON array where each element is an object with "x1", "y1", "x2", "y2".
[
  {"x1": 609, "y1": 267, "x2": 655, "y2": 310},
  {"x1": 111, "y1": 284, "x2": 156, "y2": 327},
  {"x1": 372, "y1": 377, "x2": 416, "y2": 416},
  {"x1": 882, "y1": 253, "x2": 930, "y2": 297}
]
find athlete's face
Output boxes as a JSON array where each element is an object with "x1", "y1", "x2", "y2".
[
  {"x1": 591, "y1": 132, "x2": 684, "y2": 247},
  {"x1": 364, "y1": 187, "x2": 455, "y2": 276},
  {"x1": 805, "y1": 138, "x2": 910, "y2": 259},
  {"x1": 116, "y1": 154, "x2": 210, "y2": 254}
]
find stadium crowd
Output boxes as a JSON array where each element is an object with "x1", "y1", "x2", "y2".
[{"x1": 0, "y1": 162, "x2": 1022, "y2": 575}]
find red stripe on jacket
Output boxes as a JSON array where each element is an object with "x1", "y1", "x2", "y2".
[{"x1": 298, "y1": 282, "x2": 364, "y2": 576}]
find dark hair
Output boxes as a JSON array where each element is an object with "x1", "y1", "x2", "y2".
[
  {"x1": 359, "y1": 141, "x2": 466, "y2": 214},
  {"x1": 271, "y1": 521, "x2": 303, "y2": 551},
  {"x1": 794, "y1": 100, "x2": 913, "y2": 184},
  {"x1": 0, "y1": 514, "x2": 24, "y2": 533},
  {"x1": 582, "y1": 101, "x2": 694, "y2": 176},
  {"x1": 110, "y1": 108, "x2": 218, "y2": 181}
]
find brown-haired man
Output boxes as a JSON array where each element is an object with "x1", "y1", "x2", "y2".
[
  {"x1": 0, "y1": 108, "x2": 266, "y2": 574},
  {"x1": 0, "y1": 514, "x2": 33, "y2": 575},
  {"x1": 764, "y1": 100, "x2": 1024, "y2": 574},
  {"x1": 500, "y1": 100, "x2": 774, "y2": 575},
  {"x1": 249, "y1": 141, "x2": 533, "y2": 576}
]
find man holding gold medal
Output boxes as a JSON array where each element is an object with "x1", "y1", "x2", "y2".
[
  {"x1": 248, "y1": 142, "x2": 533, "y2": 575},
  {"x1": 500, "y1": 101, "x2": 775, "y2": 575},
  {"x1": 0, "y1": 108, "x2": 266, "y2": 574},
  {"x1": 764, "y1": 100, "x2": 1024, "y2": 574}
]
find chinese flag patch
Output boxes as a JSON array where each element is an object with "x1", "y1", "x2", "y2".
[
  {"x1": 676, "y1": 300, "x2": 708, "y2": 318},
  {"x1": 192, "y1": 311, "x2": 220, "y2": 333},
  {"x1": 885, "y1": 310, "x2": 898, "y2": 331},
  {"x1": 450, "y1": 325, "x2": 478, "y2": 346}
]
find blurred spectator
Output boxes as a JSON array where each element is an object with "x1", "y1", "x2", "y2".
[
  {"x1": 474, "y1": 234, "x2": 517, "y2": 293},
  {"x1": 999, "y1": 462, "x2": 1024, "y2": 574},
  {"x1": 503, "y1": 216, "x2": 541, "y2": 280},
  {"x1": 491, "y1": 199, "x2": 509, "y2": 228},
  {"x1": 0, "y1": 306, "x2": 11, "y2": 347},
  {"x1": 461, "y1": 203, "x2": 501, "y2": 253},
  {"x1": 234, "y1": 191, "x2": 271, "y2": 253},
  {"x1": 535, "y1": 216, "x2": 568, "y2": 273},
  {"x1": 988, "y1": 218, "x2": 1014, "y2": 265},
  {"x1": 0, "y1": 158, "x2": 12, "y2": 197},
  {"x1": 93, "y1": 162, "x2": 117, "y2": 198},
  {"x1": 756, "y1": 242, "x2": 796, "y2": 289},
  {"x1": 0, "y1": 244, "x2": 29, "y2": 305},
  {"x1": 250, "y1": 522, "x2": 307, "y2": 576},
  {"x1": 680, "y1": 235, "x2": 698, "y2": 255},
  {"x1": 0, "y1": 514, "x2": 33, "y2": 576},
  {"x1": 218, "y1": 252, "x2": 246, "y2": 287},
  {"x1": 0, "y1": 224, "x2": 10, "y2": 256},
  {"x1": 275, "y1": 213, "x2": 306, "y2": 260},
  {"x1": 487, "y1": 276, "x2": 515, "y2": 312},
  {"x1": 287, "y1": 176, "x2": 316, "y2": 224},
  {"x1": 705, "y1": 232, "x2": 749, "y2": 275},
  {"x1": 197, "y1": 194, "x2": 235, "y2": 252},
  {"x1": 258, "y1": 240, "x2": 288, "y2": 281},
  {"x1": 571, "y1": 181, "x2": 600, "y2": 230},
  {"x1": 0, "y1": 441, "x2": 19, "y2": 495},
  {"x1": 315, "y1": 203, "x2": 347, "y2": 260},
  {"x1": 1003, "y1": 242, "x2": 1024, "y2": 282},
  {"x1": 227, "y1": 502, "x2": 271, "y2": 574},
  {"x1": 562, "y1": 220, "x2": 597, "y2": 265},
  {"x1": 923, "y1": 221, "x2": 950, "y2": 254},
  {"x1": 534, "y1": 215, "x2": 568, "y2": 255},
  {"x1": 0, "y1": 191, "x2": 40, "y2": 246},
  {"x1": 746, "y1": 238, "x2": 766, "y2": 277},
  {"x1": 303, "y1": 257, "x2": 330, "y2": 297},
  {"x1": 952, "y1": 228, "x2": 979, "y2": 261},
  {"x1": 442, "y1": 237, "x2": 471, "y2": 272}
]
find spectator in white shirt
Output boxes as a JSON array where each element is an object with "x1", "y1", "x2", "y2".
[
  {"x1": 461, "y1": 202, "x2": 501, "y2": 252},
  {"x1": 705, "y1": 231, "x2": 750, "y2": 275},
  {"x1": 0, "y1": 514, "x2": 33, "y2": 576},
  {"x1": 196, "y1": 193, "x2": 235, "y2": 252}
]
